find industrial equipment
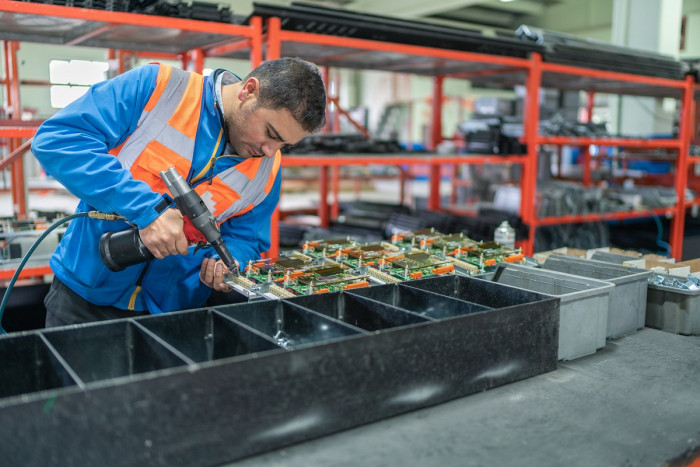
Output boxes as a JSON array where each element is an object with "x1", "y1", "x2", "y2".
[{"x1": 99, "y1": 167, "x2": 239, "y2": 275}]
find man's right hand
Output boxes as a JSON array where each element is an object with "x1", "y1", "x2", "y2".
[{"x1": 139, "y1": 208, "x2": 189, "y2": 259}]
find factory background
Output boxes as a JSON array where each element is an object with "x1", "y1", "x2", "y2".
[{"x1": 1, "y1": 0, "x2": 700, "y2": 465}]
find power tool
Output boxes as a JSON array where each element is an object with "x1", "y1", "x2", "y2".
[{"x1": 99, "y1": 167, "x2": 239, "y2": 274}]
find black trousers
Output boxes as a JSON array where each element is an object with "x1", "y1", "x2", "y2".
[{"x1": 44, "y1": 277, "x2": 149, "y2": 328}]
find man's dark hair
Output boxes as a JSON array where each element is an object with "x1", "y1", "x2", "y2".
[{"x1": 245, "y1": 57, "x2": 327, "y2": 133}]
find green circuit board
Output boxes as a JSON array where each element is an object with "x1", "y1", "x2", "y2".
[
  {"x1": 390, "y1": 230, "x2": 524, "y2": 272},
  {"x1": 242, "y1": 252, "x2": 370, "y2": 296},
  {"x1": 302, "y1": 239, "x2": 458, "y2": 282}
]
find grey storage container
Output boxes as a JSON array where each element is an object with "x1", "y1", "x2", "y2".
[
  {"x1": 542, "y1": 254, "x2": 651, "y2": 338},
  {"x1": 589, "y1": 251, "x2": 639, "y2": 265},
  {"x1": 646, "y1": 272, "x2": 700, "y2": 335},
  {"x1": 476, "y1": 263, "x2": 614, "y2": 360}
]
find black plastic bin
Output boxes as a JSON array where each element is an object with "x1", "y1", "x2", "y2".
[
  {"x1": 0, "y1": 333, "x2": 79, "y2": 399},
  {"x1": 137, "y1": 308, "x2": 281, "y2": 363},
  {"x1": 345, "y1": 282, "x2": 492, "y2": 319},
  {"x1": 0, "y1": 276, "x2": 559, "y2": 465},
  {"x1": 215, "y1": 299, "x2": 366, "y2": 349},
  {"x1": 42, "y1": 320, "x2": 191, "y2": 383},
  {"x1": 287, "y1": 291, "x2": 431, "y2": 331}
]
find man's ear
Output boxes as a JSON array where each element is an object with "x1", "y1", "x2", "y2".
[{"x1": 237, "y1": 77, "x2": 260, "y2": 102}]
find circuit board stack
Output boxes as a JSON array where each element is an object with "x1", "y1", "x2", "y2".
[
  {"x1": 389, "y1": 228, "x2": 525, "y2": 274},
  {"x1": 227, "y1": 249, "x2": 371, "y2": 299},
  {"x1": 225, "y1": 229, "x2": 525, "y2": 299}
]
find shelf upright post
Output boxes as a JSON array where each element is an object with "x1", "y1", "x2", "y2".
[
  {"x1": 328, "y1": 69, "x2": 340, "y2": 221},
  {"x1": 428, "y1": 75, "x2": 444, "y2": 211},
  {"x1": 2, "y1": 40, "x2": 27, "y2": 218},
  {"x1": 264, "y1": 16, "x2": 282, "y2": 258},
  {"x1": 249, "y1": 16, "x2": 263, "y2": 69},
  {"x1": 582, "y1": 91, "x2": 595, "y2": 187},
  {"x1": 322, "y1": 66, "x2": 331, "y2": 133},
  {"x1": 669, "y1": 75, "x2": 695, "y2": 259},
  {"x1": 181, "y1": 48, "x2": 204, "y2": 73},
  {"x1": 522, "y1": 52, "x2": 543, "y2": 255},
  {"x1": 265, "y1": 17, "x2": 281, "y2": 61}
]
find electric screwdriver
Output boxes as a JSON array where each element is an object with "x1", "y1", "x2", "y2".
[{"x1": 99, "y1": 167, "x2": 239, "y2": 275}]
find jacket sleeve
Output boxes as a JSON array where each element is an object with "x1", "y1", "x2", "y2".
[
  {"x1": 32, "y1": 64, "x2": 166, "y2": 229},
  {"x1": 217, "y1": 171, "x2": 281, "y2": 268}
]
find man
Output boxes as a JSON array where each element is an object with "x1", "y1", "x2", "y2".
[{"x1": 32, "y1": 57, "x2": 327, "y2": 327}]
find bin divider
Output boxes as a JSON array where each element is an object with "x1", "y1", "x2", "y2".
[
  {"x1": 211, "y1": 307, "x2": 308, "y2": 350},
  {"x1": 129, "y1": 320, "x2": 199, "y2": 367},
  {"x1": 283, "y1": 300, "x2": 372, "y2": 335},
  {"x1": 38, "y1": 333, "x2": 87, "y2": 390}
]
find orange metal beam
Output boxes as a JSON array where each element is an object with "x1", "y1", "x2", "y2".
[
  {"x1": 537, "y1": 136, "x2": 682, "y2": 148},
  {"x1": 265, "y1": 17, "x2": 281, "y2": 61},
  {"x1": 328, "y1": 96, "x2": 369, "y2": 138},
  {"x1": 669, "y1": 75, "x2": 695, "y2": 259},
  {"x1": 444, "y1": 66, "x2": 527, "y2": 79},
  {"x1": 0, "y1": 127, "x2": 37, "y2": 138},
  {"x1": 522, "y1": 52, "x2": 542, "y2": 256},
  {"x1": 541, "y1": 62, "x2": 687, "y2": 89},
  {"x1": 534, "y1": 208, "x2": 673, "y2": 226},
  {"x1": 0, "y1": 265, "x2": 53, "y2": 281},
  {"x1": 275, "y1": 30, "x2": 532, "y2": 69},
  {"x1": 249, "y1": 16, "x2": 263, "y2": 69},
  {"x1": 0, "y1": 1, "x2": 256, "y2": 36},
  {"x1": 3, "y1": 40, "x2": 27, "y2": 217},
  {"x1": 263, "y1": 16, "x2": 282, "y2": 257},
  {"x1": 282, "y1": 155, "x2": 526, "y2": 167},
  {"x1": 428, "y1": 75, "x2": 444, "y2": 211},
  {"x1": 581, "y1": 92, "x2": 595, "y2": 187},
  {"x1": 0, "y1": 137, "x2": 32, "y2": 171},
  {"x1": 204, "y1": 38, "x2": 252, "y2": 58},
  {"x1": 319, "y1": 166, "x2": 329, "y2": 227},
  {"x1": 65, "y1": 23, "x2": 117, "y2": 47}
]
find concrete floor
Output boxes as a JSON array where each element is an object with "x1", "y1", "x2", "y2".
[{"x1": 235, "y1": 328, "x2": 700, "y2": 467}]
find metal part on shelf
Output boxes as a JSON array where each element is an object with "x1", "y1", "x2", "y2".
[
  {"x1": 284, "y1": 133, "x2": 403, "y2": 154},
  {"x1": 516, "y1": 24, "x2": 684, "y2": 80},
  {"x1": 650, "y1": 273, "x2": 700, "y2": 290},
  {"x1": 249, "y1": 2, "x2": 543, "y2": 59},
  {"x1": 458, "y1": 116, "x2": 526, "y2": 155},
  {"x1": 0, "y1": 1, "x2": 253, "y2": 54},
  {"x1": 0, "y1": 218, "x2": 65, "y2": 270}
]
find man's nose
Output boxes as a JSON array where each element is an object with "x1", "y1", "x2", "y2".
[{"x1": 261, "y1": 141, "x2": 282, "y2": 158}]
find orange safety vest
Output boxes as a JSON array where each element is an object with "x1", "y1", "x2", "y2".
[{"x1": 110, "y1": 64, "x2": 281, "y2": 223}]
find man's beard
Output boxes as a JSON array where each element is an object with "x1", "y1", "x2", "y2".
[{"x1": 224, "y1": 103, "x2": 260, "y2": 158}]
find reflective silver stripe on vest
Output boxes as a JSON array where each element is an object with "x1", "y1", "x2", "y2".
[
  {"x1": 116, "y1": 67, "x2": 193, "y2": 170},
  {"x1": 202, "y1": 155, "x2": 277, "y2": 221}
]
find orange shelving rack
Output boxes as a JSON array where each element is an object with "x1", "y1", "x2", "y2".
[{"x1": 1, "y1": 1, "x2": 698, "y2": 260}]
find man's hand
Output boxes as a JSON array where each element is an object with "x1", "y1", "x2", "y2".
[
  {"x1": 200, "y1": 257, "x2": 236, "y2": 292},
  {"x1": 139, "y1": 208, "x2": 189, "y2": 259}
]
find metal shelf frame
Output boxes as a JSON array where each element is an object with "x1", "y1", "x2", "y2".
[
  {"x1": 1, "y1": 1, "x2": 698, "y2": 261},
  {"x1": 262, "y1": 16, "x2": 696, "y2": 259},
  {"x1": 0, "y1": 0, "x2": 263, "y2": 213}
]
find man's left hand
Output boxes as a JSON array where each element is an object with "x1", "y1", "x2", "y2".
[{"x1": 200, "y1": 257, "x2": 235, "y2": 292}]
